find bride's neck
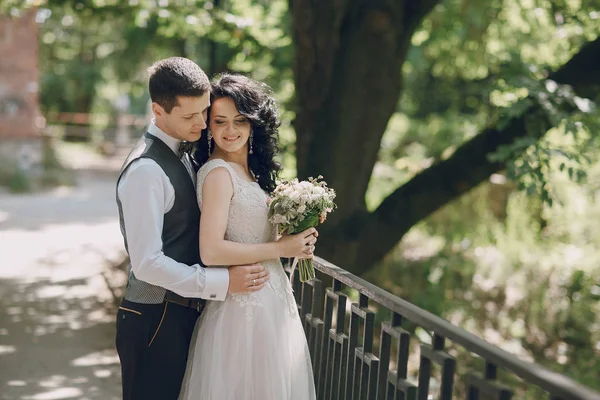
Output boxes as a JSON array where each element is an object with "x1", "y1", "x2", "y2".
[{"x1": 212, "y1": 148, "x2": 249, "y2": 171}]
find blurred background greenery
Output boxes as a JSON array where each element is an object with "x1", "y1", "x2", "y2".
[{"x1": 2, "y1": 0, "x2": 599, "y2": 395}]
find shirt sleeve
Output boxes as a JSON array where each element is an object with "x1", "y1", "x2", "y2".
[
  {"x1": 118, "y1": 159, "x2": 229, "y2": 300},
  {"x1": 202, "y1": 268, "x2": 230, "y2": 301}
]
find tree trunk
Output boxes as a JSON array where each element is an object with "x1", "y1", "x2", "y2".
[
  {"x1": 290, "y1": 0, "x2": 600, "y2": 275},
  {"x1": 207, "y1": 0, "x2": 222, "y2": 77},
  {"x1": 290, "y1": 0, "x2": 441, "y2": 224}
]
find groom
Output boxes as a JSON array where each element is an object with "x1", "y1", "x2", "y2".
[{"x1": 115, "y1": 57, "x2": 270, "y2": 400}]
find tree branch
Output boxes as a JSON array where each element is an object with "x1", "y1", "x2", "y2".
[
  {"x1": 352, "y1": 35, "x2": 600, "y2": 274},
  {"x1": 403, "y1": 0, "x2": 442, "y2": 31},
  {"x1": 548, "y1": 37, "x2": 600, "y2": 96}
]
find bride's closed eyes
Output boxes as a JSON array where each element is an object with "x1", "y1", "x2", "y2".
[{"x1": 214, "y1": 118, "x2": 248, "y2": 125}]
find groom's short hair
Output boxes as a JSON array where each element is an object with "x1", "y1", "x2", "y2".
[{"x1": 148, "y1": 57, "x2": 211, "y2": 113}]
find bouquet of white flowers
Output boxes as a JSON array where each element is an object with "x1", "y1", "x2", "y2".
[{"x1": 267, "y1": 176, "x2": 336, "y2": 282}]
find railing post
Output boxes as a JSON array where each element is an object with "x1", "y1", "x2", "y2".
[
  {"x1": 410, "y1": 333, "x2": 457, "y2": 399},
  {"x1": 379, "y1": 312, "x2": 417, "y2": 400},
  {"x1": 467, "y1": 361, "x2": 513, "y2": 400},
  {"x1": 309, "y1": 279, "x2": 324, "y2": 392},
  {"x1": 325, "y1": 279, "x2": 348, "y2": 400},
  {"x1": 345, "y1": 294, "x2": 361, "y2": 400},
  {"x1": 320, "y1": 279, "x2": 337, "y2": 399}
]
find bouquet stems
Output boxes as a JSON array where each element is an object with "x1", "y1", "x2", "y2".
[
  {"x1": 288, "y1": 210, "x2": 320, "y2": 283},
  {"x1": 298, "y1": 258, "x2": 315, "y2": 282}
]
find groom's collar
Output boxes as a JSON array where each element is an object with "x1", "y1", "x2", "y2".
[{"x1": 147, "y1": 119, "x2": 180, "y2": 155}]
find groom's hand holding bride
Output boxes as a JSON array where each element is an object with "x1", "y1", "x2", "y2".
[{"x1": 228, "y1": 264, "x2": 271, "y2": 293}]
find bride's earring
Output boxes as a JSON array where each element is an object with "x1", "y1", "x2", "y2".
[
  {"x1": 249, "y1": 129, "x2": 254, "y2": 155},
  {"x1": 207, "y1": 129, "x2": 213, "y2": 157}
]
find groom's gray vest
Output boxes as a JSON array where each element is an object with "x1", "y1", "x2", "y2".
[{"x1": 116, "y1": 132, "x2": 200, "y2": 304}]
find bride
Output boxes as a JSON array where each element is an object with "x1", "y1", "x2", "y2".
[{"x1": 179, "y1": 73, "x2": 317, "y2": 400}]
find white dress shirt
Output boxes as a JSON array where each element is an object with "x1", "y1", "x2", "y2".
[{"x1": 117, "y1": 121, "x2": 229, "y2": 301}]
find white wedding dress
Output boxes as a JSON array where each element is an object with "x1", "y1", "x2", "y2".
[{"x1": 179, "y1": 159, "x2": 316, "y2": 400}]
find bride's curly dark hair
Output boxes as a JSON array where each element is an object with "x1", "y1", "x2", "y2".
[{"x1": 193, "y1": 73, "x2": 282, "y2": 193}]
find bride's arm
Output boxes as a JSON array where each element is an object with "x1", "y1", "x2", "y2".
[{"x1": 199, "y1": 167, "x2": 314, "y2": 266}]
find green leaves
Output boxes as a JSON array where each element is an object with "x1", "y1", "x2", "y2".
[
  {"x1": 488, "y1": 131, "x2": 591, "y2": 207},
  {"x1": 6, "y1": 0, "x2": 293, "y2": 117},
  {"x1": 289, "y1": 210, "x2": 319, "y2": 234},
  {"x1": 484, "y1": 58, "x2": 596, "y2": 207}
]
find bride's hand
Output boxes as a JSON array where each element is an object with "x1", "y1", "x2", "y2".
[{"x1": 276, "y1": 228, "x2": 318, "y2": 258}]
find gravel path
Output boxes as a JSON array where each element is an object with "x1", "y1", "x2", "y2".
[{"x1": 0, "y1": 167, "x2": 125, "y2": 400}]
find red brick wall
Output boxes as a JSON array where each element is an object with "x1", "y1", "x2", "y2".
[{"x1": 0, "y1": 9, "x2": 41, "y2": 138}]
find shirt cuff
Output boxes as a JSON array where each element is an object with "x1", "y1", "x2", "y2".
[{"x1": 200, "y1": 267, "x2": 229, "y2": 301}]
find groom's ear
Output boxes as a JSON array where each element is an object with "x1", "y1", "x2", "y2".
[{"x1": 152, "y1": 102, "x2": 166, "y2": 117}]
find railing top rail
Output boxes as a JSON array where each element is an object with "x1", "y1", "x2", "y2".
[{"x1": 312, "y1": 257, "x2": 600, "y2": 400}]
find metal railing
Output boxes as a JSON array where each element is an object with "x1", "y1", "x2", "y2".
[{"x1": 288, "y1": 257, "x2": 600, "y2": 400}]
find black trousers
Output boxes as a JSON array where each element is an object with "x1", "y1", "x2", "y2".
[{"x1": 115, "y1": 298, "x2": 201, "y2": 400}]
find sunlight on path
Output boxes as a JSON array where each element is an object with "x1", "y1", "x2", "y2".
[{"x1": 0, "y1": 176, "x2": 124, "y2": 400}]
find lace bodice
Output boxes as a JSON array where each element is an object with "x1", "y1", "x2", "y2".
[
  {"x1": 196, "y1": 159, "x2": 297, "y2": 320},
  {"x1": 196, "y1": 159, "x2": 275, "y2": 244}
]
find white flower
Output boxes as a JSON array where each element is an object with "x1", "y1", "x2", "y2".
[
  {"x1": 312, "y1": 186, "x2": 326, "y2": 195},
  {"x1": 272, "y1": 214, "x2": 288, "y2": 224},
  {"x1": 268, "y1": 176, "x2": 336, "y2": 231}
]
